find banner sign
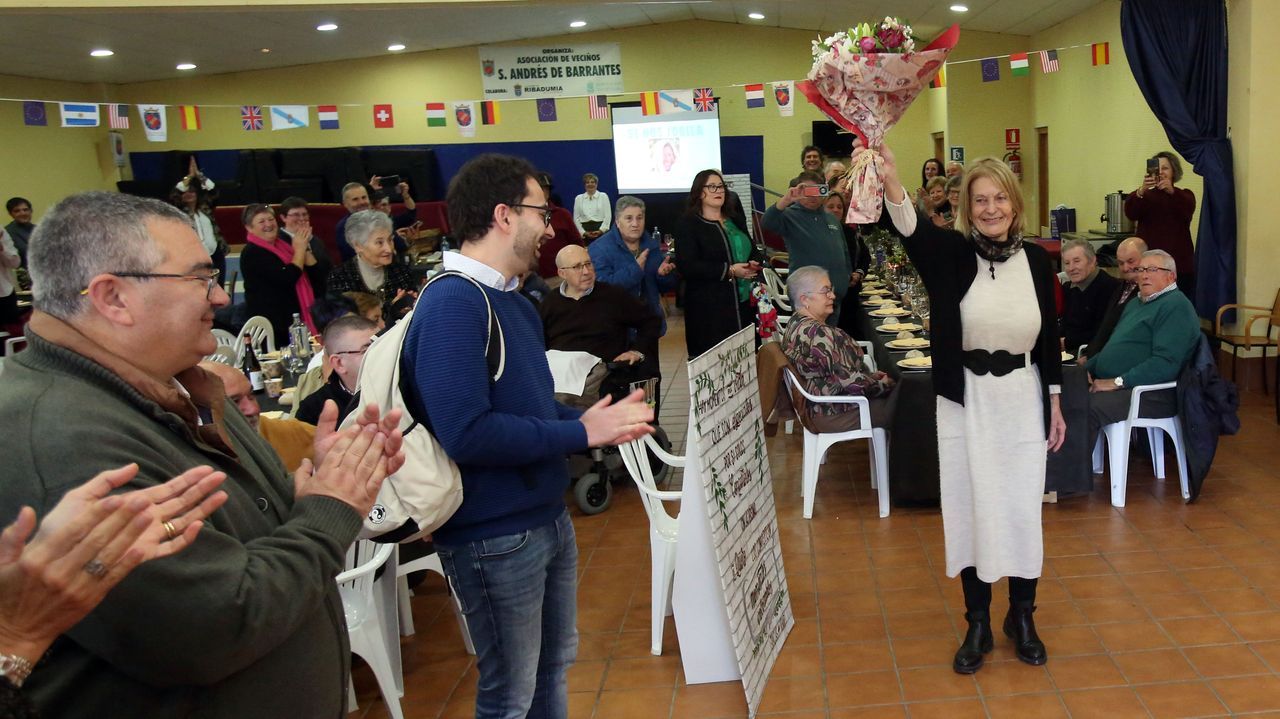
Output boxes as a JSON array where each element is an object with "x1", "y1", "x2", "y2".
[{"x1": 479, "y1": 43, "x2": 624, "y2": 100}]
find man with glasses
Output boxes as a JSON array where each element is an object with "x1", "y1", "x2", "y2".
[
  {"x1": 539, "y1": 245, "x2": 662, "y2": 409},
  {"x1": 402, "y1": 153, "x2": 654, "y2": 718},
  {"x1": 1083, "y1": 249, "x2": 1201, "y2": 443},
  {"x1": 763, "y1": 170, "x2": 855, "y2": 325},
  {"x1": 0, "y1": 191, "x2": 406, "y2": 718},
  {"x1": 295, "y1": 315, "x2": 379, "y2": 425}
]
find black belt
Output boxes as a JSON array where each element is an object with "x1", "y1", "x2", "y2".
[{"x1": 962, "y1": 349, "x2": 1029, "y2": 377}]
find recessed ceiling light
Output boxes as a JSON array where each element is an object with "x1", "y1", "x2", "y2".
[
  {"x1": 748, "y1": 12, "x2": 765, "y2": 20},
  {"x1": 90, "y1": 49, "x2": 114, "y2": 57},
  {"x1": 176, "y1": 63, "x2": 197, "y2": 71},
  {"x1": 316, "y1": 23, "x2": 338, "y2": 31},
  {"x1": 569, "y1": 20, "x2": 587, "y2": 28},
  {"x1": 387, "y1": 43, "x2": 406, "y2": 52},
  {"x1": 950, "y1": 4, "x2": 969, "y2": 11},
  {"x1": 260, "y1": 48, "x2": 271, "y2": 54}
]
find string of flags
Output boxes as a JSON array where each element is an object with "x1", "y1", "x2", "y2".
[{"x1": 6, "y1": 40, "x2": 1111, "y2": 139}]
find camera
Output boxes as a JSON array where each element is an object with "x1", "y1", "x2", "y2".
[{"x1": 801, "y1": 184, "x2": 830, "y2": 198}]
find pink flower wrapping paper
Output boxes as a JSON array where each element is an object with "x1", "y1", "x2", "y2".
[{"x1": 799, "y1": 24, "x2": 959, "y2": 224}]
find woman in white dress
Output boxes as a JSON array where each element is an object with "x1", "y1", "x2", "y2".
[{"x1": 865, "y1": 146, "x2": 1067, "y2": 675}]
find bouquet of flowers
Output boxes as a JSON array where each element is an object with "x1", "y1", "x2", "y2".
[{"x1": 799, "y1": 20, "x2": 959, "y2": 224}]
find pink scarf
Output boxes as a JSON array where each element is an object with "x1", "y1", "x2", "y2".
[{"x1": 244, "y1": 232, "x2": 318, "y2": 335}]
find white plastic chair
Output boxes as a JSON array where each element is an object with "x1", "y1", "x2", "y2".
[
  {"x1": 4, "y1": 336, "x2": 27, "y2": 356},
  {"x1": 783, "y1": 367, "x2": 891, "y2": 519},
  {"x1": 396, "y1": 550, "x2": 475, "y2": 655},
  {"x1": 1090, "y1": 381, "x2": 1189, "y2": 507},
  {"x1": 618, "y1": 433, "x2": 684, "y2": 656},
  {"x1": 337, "y1": 541, "x2": 404, "y2": 719},
  {"x1": 235, "y1": 316, "x2": 276, "y2": 365},
  {"x1": 785, "y1": 341, "x2": 875, "y2": 437},
  {"x1": 203, "y1": 345, "x2": 238, "y2": 366}
]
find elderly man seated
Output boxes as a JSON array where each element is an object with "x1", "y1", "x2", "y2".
[
  {"x1": 295, "y1": 314, "x2": 379, "y2": 426},
  {"x1": 199, "y1": 360, "x2": 316, "y2": 471},
  {"x1": 1082, "y1": 236, "x2": 1147, "y2": 361},
  {"x1": 1059, "y1": 238, "x2": 1120, "y2": 356},
  {"x1": 780, "y1": 266, "x2": 896, "y2": 431},
  {"x1": 1085, "y1": 249, "x2": 1201, "y2": 442},
  {"x1": 538, "y1": 245, "x2": 661, "y2": 407}
]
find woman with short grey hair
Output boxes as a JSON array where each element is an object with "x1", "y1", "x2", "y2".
[{"x1": 326, "y1": 209, "x2": 418, "y2": 325}]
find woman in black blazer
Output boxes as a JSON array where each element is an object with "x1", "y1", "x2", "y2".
[
  {"x1": 674, "y1": 170, "x2": 765, "y2": 358},
  {"x1": 870, "y1": 146, "x2": 1066, "y2": 676}
]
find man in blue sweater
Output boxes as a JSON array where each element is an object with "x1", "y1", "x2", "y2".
[{"x1": 403, "y1": 154, "x2": 653, "y2": 718}]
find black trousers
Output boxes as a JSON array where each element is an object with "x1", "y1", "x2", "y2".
[{"x1": 960, "y1": 567, "x2": 1038, "y2": 613}]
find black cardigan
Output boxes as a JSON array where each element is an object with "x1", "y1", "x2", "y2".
[
  {"x1": 673, "y1": 213, "x2": 765, "y2": 358},
  {"x1": 899, "y1": 216, "x2": 1062, "y2": 434},
  {"x1": 239, "y1": 243, "x2": 329, "y2": 346}
]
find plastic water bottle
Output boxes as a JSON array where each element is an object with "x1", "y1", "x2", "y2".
[{"x1": 651, "y1": 227, "x2": 662, "y2": 247}]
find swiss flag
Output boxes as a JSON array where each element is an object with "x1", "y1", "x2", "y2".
[{"x1": 373, "y1": 104, "x2": 394, "y2": 128}]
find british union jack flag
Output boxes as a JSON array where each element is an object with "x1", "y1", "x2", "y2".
[
  {"x1": 693, "y1": 88, "x2": 716, "y2": 112},
  {"x1": 241, "y1": 105, "x2": 264, "y2": 131}
]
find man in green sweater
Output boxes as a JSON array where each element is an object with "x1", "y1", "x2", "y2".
[
  {"x1": 762, "y1": 171, "x2": 853, "y2": 325},
  {"x1": 0, "y1": 192, "x2": 404, "y2": 718},
  {"x1": 1085, "y1": 249, "x2": 1201, "y2": 441}
]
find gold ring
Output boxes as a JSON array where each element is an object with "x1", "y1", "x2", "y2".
[{"x1": 163, "y1": 521, "x2": 178, "y2": 541}]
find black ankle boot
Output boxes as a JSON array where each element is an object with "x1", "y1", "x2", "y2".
[
  {"x1": 1003, "y1": 601, "x2": 1048, "y2": 665},
  {"x1": 953, "y1": 610, "x2": 994, "y2": 674}
]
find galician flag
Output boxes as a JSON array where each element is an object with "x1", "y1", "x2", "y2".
[
  {"x1": 271, "y1": 105, "x2": 310, "y2": 130},
  {"x1": 1010, "y1": 52, "x2": 1030, "y2": 77},
  {"x1": 658, "y1": 90, "x2": 694, "y2": 114},
  {"x1": 425, "y1": 102, "x2": 446, "y2": 127}
]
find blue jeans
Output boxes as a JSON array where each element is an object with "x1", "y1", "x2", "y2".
[{"x1": 436, "y1": 509, "x2": 579, "y2": 719}]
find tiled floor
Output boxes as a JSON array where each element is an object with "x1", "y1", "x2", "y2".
[{"x1": 352, "y1": 315, "x2": 1280, "y2": 718}]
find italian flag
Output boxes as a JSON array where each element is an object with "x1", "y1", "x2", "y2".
[
  {"x1": 1010, "y1": 53, "x2": 1029, "y2": 77},
  {"x1": 425, "y1": 102, "x2": 446, "y2": 127}
]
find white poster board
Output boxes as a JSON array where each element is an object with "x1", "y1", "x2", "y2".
[
  {"x1": 478, "y1": 43, "x2": 624, "y2": 100},
  {"x1": 672, "y1": 326, "x2": 793, "y2": 717}
]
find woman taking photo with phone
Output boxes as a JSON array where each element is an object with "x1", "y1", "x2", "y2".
[
  {"x1": 1124, "y1": 151, "x2": 1196, "y2": 299},
  {"x1": 861, "y1": 144, "x2": 1066, "y2": 676},
  {"x1": 675, "y1": 170, "x2": 764, "y2": 358}
]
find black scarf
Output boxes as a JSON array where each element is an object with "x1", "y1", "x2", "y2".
[{"x1": 970, "y1": 228, "x2": 1024, "y2": 280}]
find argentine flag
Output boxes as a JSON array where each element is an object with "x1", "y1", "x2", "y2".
[{"x1": 60, "y1": 102, "x2": 100, "y2": 127}]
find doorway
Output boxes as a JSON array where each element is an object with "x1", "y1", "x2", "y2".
[
  {"x1": 1037, "y1": 127, "x2": 1049, "y2": 233},
  {"x1": 932, "y1": 131, "x2": 945, "y2": 160}
]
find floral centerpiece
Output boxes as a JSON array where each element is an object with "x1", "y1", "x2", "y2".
[{"x1": 799, "y1": 20, "x2": 959, "y2": 224}]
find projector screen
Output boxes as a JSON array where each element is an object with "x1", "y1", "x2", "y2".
[{"x1": 611, "y1": 104, "x2": 722, "y2": 194}]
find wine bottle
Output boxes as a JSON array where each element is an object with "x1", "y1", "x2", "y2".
[{"x1": 242, "y1": 333, "x2": 265, "y2": 393}]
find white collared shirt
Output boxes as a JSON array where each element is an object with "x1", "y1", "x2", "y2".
[
  {"x1": 572, "y1": 191, "x2": 611, "y2": 234},
  {"x1": 441, "y1": 250, "x2": 519, "y2": 292},
  {"x1": 558, "y1": 282, "x2": 594, "y2": 299},
  {"x1": 1139, "y1": 282, "x2": 1179, "y2": 303}
]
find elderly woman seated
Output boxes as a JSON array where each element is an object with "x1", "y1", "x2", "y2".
[
  {"x1": 781, "y1": 265, "x2": 897, "y2": 432},
  {"x1": 326, "y1": 209, "x2": 418, "y2": 323}
]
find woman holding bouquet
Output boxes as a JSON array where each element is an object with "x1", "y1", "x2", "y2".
[{"x1": 867, "y1": 145, "x2": 1066, "y2": 675}]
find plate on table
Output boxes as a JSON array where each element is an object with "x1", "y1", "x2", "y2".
[
  {"x1": 864, "y1": 274, "x2": 880, "y2": 282},
  {"x1": 862, "y1": 297, "x2": 901, "y2": 307},
  {"x1": 860, "y1": 287, "x2": 891, "y2": 296},
  {"x1": 1061, "y1": 351, "x2": 1075, "y2": 362},
  {"x1": 887, "y1": 337, "x2": 931, "y2": 350},
  {"x1": 897, "y1": 356, "x2": 933, "y2": 371},
  {"x1": 875, "y1": 322, "x2": 923, "y2": 333},
  {"x1": 869, "y1": 307, "x2": 912, "y2": 317}
]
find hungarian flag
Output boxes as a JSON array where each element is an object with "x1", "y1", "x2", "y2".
[
  {"x1": 481, "y1": 100, "x2": 500, "y2": 125},
  {"x1": 1010, "y1": 52, "x2": 1029, "y2": 77},
  {"x1": 1092, "y1": 42, "x2": 1110, "y2": 66},
  {"x1": 373, "y1": 104, "x2": 394, "y2": 128},
  {"x1": 744, "y1": 84, "x2": 765, "y2": 109},
  {"x1": 425, "y1": 102, "x2": 446, "y2": 127},
  {"x1": 180, "y1": 105, "x2": 201, "y2": 131},
  {"x1": 930, "y1": 66, "x2": 947, "y2": 89},
  {"x1": 639, "y1": 91, "x2": 659, "y2": 116}
]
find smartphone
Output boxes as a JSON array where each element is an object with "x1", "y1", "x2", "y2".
[
  {"x1": 381, "y1": 174, "x2": 402, "y2": 188},
  {"x1": 1145, "y1": 159, "x2": 1158, "y2": 177},
  {"x1": 801, "y1": 184, "x2": 830, "y2": 198}
]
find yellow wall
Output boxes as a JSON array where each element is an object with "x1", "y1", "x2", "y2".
[{"x1": 0, "y1": 74, "x2": 119, "y2": 218}]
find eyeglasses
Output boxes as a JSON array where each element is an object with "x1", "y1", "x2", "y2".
[
  {"x1": 559, "y1": 261, "x2": 594, "y2": 273},
  {"x1": 704, "y1": 183, "x2": 728, "y2": 193},
  {"x1": 1134, "y1": 267, "x2": 1173, "y2": 275},
  {"x1": 804, "y1": 286, "x2": 836, "y2": 297},
  {"x1": 332, "y1": 341, "x2": 373, "y2": 357},
  {"x1": 509, "y1": 203, "x2": 553, "y2": 227},
  {"x1": 82, "y1": 269, "x2": 222, "y2": 299}
]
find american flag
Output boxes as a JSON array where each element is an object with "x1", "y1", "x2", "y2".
[
  {"x1": 107, "y1": 104, "x2": 129, "y2": 129},
  {"x1": 1040, "y1": 49, "x2": 1060, "y2": 73},
  {"x1": 587, "y1": 95, "x2": 609, "y2": 120},
  {"x1": 241, "y1": 105, "x2": 264, "y2": 131},
  {"x1": 694, "y1": 87, "x2": 716, "y2": 112}
]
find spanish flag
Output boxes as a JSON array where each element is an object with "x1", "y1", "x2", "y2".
[
  {"x1": 1091, "y1": 42, "x2": 1110, "y2": 66},
  {"x1": 480, "y1": 100, "x2": 500, "y2": 125},
  {"x1": 640, "y1": 91, "x2": 660, "y2": 116},
  {"x1": 179, "y1": 105, "x2": 201, "y2": 131}
]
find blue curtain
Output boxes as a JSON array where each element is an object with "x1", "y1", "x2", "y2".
[{"x1": 1121, "y1": 0, "x2": 1236, "y2": 318}]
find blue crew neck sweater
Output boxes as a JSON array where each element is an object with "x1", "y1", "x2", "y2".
[{"x1": 402, "y1": 275, "x2": 587, "y2": 544}]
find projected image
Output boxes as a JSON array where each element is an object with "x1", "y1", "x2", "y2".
[{"x1": 612, "y1": 105, "x2": 721, "y2": 193}]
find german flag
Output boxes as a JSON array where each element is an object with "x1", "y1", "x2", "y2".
[
  {"x1": 930, "y1": 66, "x2": 946, "y2": 89},
  {"x1": 1091, "y1": 42, "x2": 1110, "y2": 66},
  {"x1": 480, "y1": 100, "x2": 500, "y2": 125},
  {"x1": 640, "y1": 91, "x2": 660, "y2": 116}
]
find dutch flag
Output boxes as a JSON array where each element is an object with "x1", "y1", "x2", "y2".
[
  {"x1": 318, "y1": 105, "x2": 340, "y2": 130},
  {"x1": 60, "y1": 102, "x2": 100, "y2": 127}
]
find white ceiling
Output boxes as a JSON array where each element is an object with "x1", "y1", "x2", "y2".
[{"x1": 0, "y1": 0, "x2": 1103, "y2": 85}]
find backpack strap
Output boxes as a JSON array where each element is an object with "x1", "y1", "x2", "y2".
[{"x1": 421, "y1": 270, "x2": 505, "y2": 381}]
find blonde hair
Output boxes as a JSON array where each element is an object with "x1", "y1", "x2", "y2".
[{"x1": 955, "y1": 158, "x2": 1025, "y2": 238}]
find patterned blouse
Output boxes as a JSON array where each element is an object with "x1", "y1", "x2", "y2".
[{"x1": 780, "y1": 314, "x2": 893, "y2": 415}]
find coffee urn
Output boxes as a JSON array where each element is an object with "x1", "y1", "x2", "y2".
[{"x1": 1100, "y1": 191, "x2": 1135, "y2": 234}]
